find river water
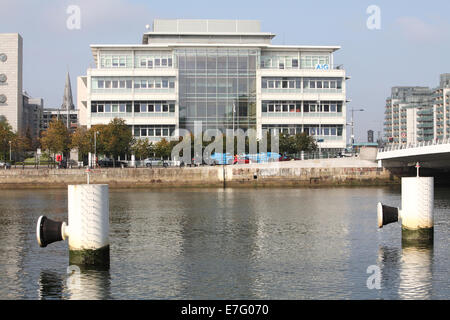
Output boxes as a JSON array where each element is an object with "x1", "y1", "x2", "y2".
[{"x1": 0, "y1": 186, "x2": 448, "y2": 300}]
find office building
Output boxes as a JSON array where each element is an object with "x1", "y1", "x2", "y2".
[{"x1": 78, "y1": 19, "x2": 348, "y2": 151}]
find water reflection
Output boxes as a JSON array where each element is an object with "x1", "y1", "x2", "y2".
[
  {"x1": 178, "y1": 188, "x2": 260, "y2": 299},
  {"x1": 38, "y1": 271, "x2": 64, "y2": 300},
  {"x1": 38, "y1": 266, "x2": 112, "y2": 300},
  {"x1": 399, "y1": 243, "x2": 433, "y2": 300},
  {"x1": 378, "y1": 243, "x2": 433, "y2": 299}
]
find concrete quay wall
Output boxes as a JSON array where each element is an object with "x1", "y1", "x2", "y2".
[{"x1": 0, "y1": 162, "x2": 399, "y2": 189}]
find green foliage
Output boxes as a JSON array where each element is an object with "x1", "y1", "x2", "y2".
[
  {"x1": 279, "y1": 132, "x2": 317, "y2": 155},
  {"x1": 40, "y1": 119, "x2": 71, "y2": 156},
  {"x1": 131, "y1": 138, "x2": 153, "y2": 160},
  {"x1": 98, "y1": 118, "x2": 133, "y2": 159}
]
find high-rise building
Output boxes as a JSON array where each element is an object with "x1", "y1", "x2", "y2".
[
  {"x1": 367, "y1": 130, "x2": 374, "y2": 143},
  {"x1": 384, "y1": 73, "x2": 450, "y2": 145},
  {"x1": 78, "y1": 19, "x2": 348, "y2": 151},
  {"x1": 0, "y1": 33, "x2": 23, "y2": 134}
]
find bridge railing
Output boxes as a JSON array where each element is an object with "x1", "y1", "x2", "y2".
[{"x1": 379, "y1": 138, "x2": 450, "y2": 153}]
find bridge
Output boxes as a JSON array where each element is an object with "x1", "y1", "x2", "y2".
[{"x1": 377, "y1": 138, "x2": 450, "y2": 170}]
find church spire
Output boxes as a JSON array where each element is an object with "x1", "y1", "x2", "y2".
[{"x1": 61, "y1": 72, "x2": 75, "y2": 111}]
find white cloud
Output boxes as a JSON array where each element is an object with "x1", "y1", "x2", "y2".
[{"x1": 395, "y1": 16, "x2": 449, "y2": 44}]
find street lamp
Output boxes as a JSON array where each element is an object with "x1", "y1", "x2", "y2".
[
  {"x1": 94, "y1": 131, "x2": 99, "y2": 168},
  {"x1": 8, "y1": 140, "x2": 11, "y2": 162},
  {"x1": 348, "y1": 108, "x2": 365, "y2": 147}
]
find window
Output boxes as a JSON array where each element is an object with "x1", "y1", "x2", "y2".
[
  {"x1": 154, "y1": 58, "x2": 160, "y2": 67},
  {"x1": 105, "y1": 81, "x2": 111, "y2": 89},
  {"x1": 119, "y1": 57, "x2": 126, "y2": 67},
  {"x1": 112, "y1": 104, "x2": 118, "y2": 112},
  {"x1": 119, "y1": 104, "x2": 126, "y2": 112},
  {"x1": 310, "y1": 104, "x2": 316, "y2": 112},
  {"x1": 112, "y1": 81, "x2": 118, "y2": 89},
  {"x1": 140, "y1": 104, "x2": 147, "y2": 113},
  {"x1": 155, "y1": 128, "x2": 161, "y2": 136},
  {"x1": 316, "y1": 81, "x2": 322, "y2": 89},
  {"x1": 140, "y1": 60, "x2": 146, "y2": 67},
  {"x1": 262, "y1": 103, "x2": 267, "y2": 112},
  {"x1": 148, "y1": 80, "x2": 154, "y2": 89},
  {"x1": 141, "y1": 80, "x2": 147, "y2": 89},
  {"x1": 330, "y1": 104, "x2": 337, "y2": 112},
  {"x1": 323, "y1": 81, "x2": 329, "y2": 89},
  {"x1": 134, "y1": 81, "x2": 140, "y2": 89},
  {"x1": 98, "y1": 80, "x2": 104, "y2": 89},
  {"x1": 91, "y1": 105, "x2": 97, "y2": 113},
  {"x1": 126, "y1": 80, "x2": 132, "y2": 89},
  {"x1": 105, "y1": 104, "x2": 111, "y2": 112},
  {"x1": 119, "y1": 80, "x2": 126, "y2": 89},
  {"x1": 148, "y1": 128, "x2": 154, "y2": 136},
  {"x1": 292, "y1": 59, "x2": 298, "y2": 68},
  {"x1": 168, "y1": 58, "x2": 172, "y2": 67},
  {"x1": 147, "y1": 60, "x2": 153, "y2": 68},
  {"x1": 282, "y1": 104, "x2": 288, "y2": 112},
  {"x1": 279, "y1": 62, "x2": 284, "y2": 69},
  {"x1": 331, "y1": 127, "x2": 337, "y2": 135},
  {"x1": 323, "y1": 104, "x2": 330, "y2": 112},
  {"x1": 98, "y1": 104, "x2": 104, "y2": 113},
  {"x1": 161, "y1": 58, "x2": 167, "y2": 66},
  {"x1": 148, "y1": 104, "x2": 154, "y2": 112},
  {"x1": 169, "y1": 104, "x2": 175, "y2": 112},
  {"x1": 163, "y1": 104, "x2": 169, "y2": 112},
  {"x1": 163, "y1": 128, "x2": 169, "y2": 136},
  {"x1": 155, "y1": 81, "x2": 161, "y2": 88},
  {"x1": 262, "y1": 79, "x2": 267, "y2": 88},
  {"x1": 268, "y1": 104, "x2": 274, "y2": 112},
  {"x1": 169, "y1": 81, "x2": 175, "y2": 89},
  {"x1": 141, "y1": 128, "x2": 147, "y2": 136},
  {"x1": 162, "y1": 79, "x2": 168, "y2": 88},
  {"x1": 112, "y1": 58, "x2": 118, "y2": 67},
  {"x1": 310, "y1": 81, "x2": 315, "y2": 89},
  {"x1": 155, "y1": 104, "x2": 162, "y2": 112}
]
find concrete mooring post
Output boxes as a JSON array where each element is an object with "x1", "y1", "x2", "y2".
[
  {"x1": 36, "y1": 184, "x2": 110, "y2": 267},
  {"x1": 377, "y1": 176, "x2": 434, "y2": 245}
]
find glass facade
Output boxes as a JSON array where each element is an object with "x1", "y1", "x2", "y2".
[{"x1": 176, "y1": 48, "x2": 257, "y2": 132}]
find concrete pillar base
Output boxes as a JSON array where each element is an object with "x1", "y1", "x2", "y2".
[
  {"x1": 69, "y1": 245, "x2": 110, "y2": 267},
  {"x1": 401, "y1": 227, "x2": 434, "y2": 246}
]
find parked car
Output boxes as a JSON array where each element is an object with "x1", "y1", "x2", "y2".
[
  {"x1": 143, "y1": 158, "x2": 168, "y2": 168},
  {"x1": 233, "y1": 155, "x2": 250, "y2": 164},
  {"x1": 279, "y1": 155, "x2": 292, "y2": 161},
  {"x1": 98, "y1": 158, "x2": 128, "y2": 168},
  {"x1": 0, "y1": 161, "x2": 11, "y2": 169}
]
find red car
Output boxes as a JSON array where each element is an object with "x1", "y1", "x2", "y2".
[{"x1": 233, "y1": 155, "x2": 250, "y2": 164}]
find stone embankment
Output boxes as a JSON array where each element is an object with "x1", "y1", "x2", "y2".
[{"x1": 0, "y1": 158, "x2": 401, "y2": 189}]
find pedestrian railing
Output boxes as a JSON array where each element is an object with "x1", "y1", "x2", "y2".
[{"x1": 379, "y1": 138, "x2": 450, "y2": 153}]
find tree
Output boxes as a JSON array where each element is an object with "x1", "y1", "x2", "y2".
[
  {"x1": 100, "y1": 118, "x2": 133, "y2": 166},
  {"x1": 294, "y1": 132, "x2": 317, "y2": 152},
  {"x1": 70, "y1": 127, "x2": 91, "y2": 160},
  {"x1": 153, "y1": 138, "x2": 173, "y2": 159},
  {"x1": 0, "y1": 116, "x2": 15, "y2": 161},
  {"x1": 131, "y1": 138, "x2": 153, "y2": 160},
  {"x1": 40, "y1": 119, "x2": 71, "y2": 162}
]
